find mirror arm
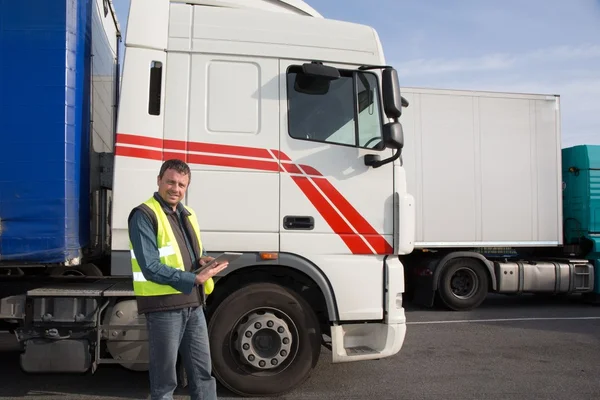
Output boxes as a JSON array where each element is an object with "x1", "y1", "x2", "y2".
[
  {"x1": 358, "y1": 65, "x2": 394, "y2": 71},
  {"x1": 364, "y1": 149, "x2": 401, "y2": 169}
]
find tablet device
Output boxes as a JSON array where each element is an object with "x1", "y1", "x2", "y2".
[{"x1": 192, "y1": 252, "x2": 242, "y2": 274}]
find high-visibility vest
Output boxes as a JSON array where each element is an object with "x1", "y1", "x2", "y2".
[{"x1": 129, "y1": 196, "x2": 215, "y2": 297}]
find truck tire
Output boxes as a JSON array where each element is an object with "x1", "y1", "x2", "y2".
[
  {"x1": 207, "y1": 282, "x2": 321, "y2": 397},
  {"x1": 438, "y1": 258, "x2": 488, "y2": 311}
]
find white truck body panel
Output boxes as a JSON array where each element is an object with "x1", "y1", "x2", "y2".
[
  {"x1": 166, "y1": 3, "x2": 382, "y2": 65},
  {"x1": 91, "y1": 0, "x2": 120, "y2": 154},
  {"x1": 401, "y1": 87, "x2": 563, "y2": 248},
  {"x1": 172, "y1": 0, "x2": 323, "y2": 17},
  {"x1": 112, "y1": 0, "x2": 409, "y2": 323},
  {"x1": 277, "y1": 56, "x2": 395, "y2": 320}
]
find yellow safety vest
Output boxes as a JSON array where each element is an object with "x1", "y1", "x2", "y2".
[{"x1": 129, "y1": 196, "x2": 215, "y2": 297}]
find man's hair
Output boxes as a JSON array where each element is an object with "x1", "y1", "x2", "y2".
[{"x1": 159, "y1": 159, "x2": 191, "y2": 181}]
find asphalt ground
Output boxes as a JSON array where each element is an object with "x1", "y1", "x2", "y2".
[{"x1": 1, "y1": 294, "x2": 599, "y2": 400}]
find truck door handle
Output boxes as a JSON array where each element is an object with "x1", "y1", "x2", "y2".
[{"x1": 283, "y1": 216, "x2": 314, "y2": 230}]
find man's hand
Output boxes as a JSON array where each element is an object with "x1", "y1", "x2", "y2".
[
  {"x1": 195, "y1": 261, "x2": 229, "y2": 285},
  {"x1": 198, "y1": 256, "x2": 215, "y2": 266}
]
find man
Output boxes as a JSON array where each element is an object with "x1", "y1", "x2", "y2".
[{"x1": 128, "y1": 159, "x2": 228, "y2": 400}]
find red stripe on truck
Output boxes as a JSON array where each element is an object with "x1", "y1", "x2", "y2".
[
  {"x1": 116, "y1": 133, "x2": 163, "y2": 149},
  {"x1": 311, "y1": 177, "x2": 394, "y2": 254},
  {"x1": 115, "y1": 145, "x2": 163, "y2": 161},
  {"x1": 116, "y1": 133, "x2": 393, "y2": 255},
  {"x1": 291, "y1": 176, "x2": 373, "y2": 254},
  {"x1": 270, "y1": 149, "x2": 292, "y2": 161},
  {"x1": 163, "y1": 152, "x2": 281, "y2": 172},
  {"x1": 120, "y1": 133, "x2": 274, "y2": 159},
  {"x1": 186, "y1": 142, "x2": 273, "y2": 160}
]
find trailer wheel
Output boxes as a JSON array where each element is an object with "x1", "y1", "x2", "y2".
[
  {"x1": 438, "y1": 258, "x2": 488, "y2": 311},
  {"x1": 208, "y1": 282, "x2": 321, "y2": 397}
]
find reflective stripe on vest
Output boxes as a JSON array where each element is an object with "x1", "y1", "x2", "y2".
[{"x1": 129, "y1": 196, "x2": 214, "y2": 297}]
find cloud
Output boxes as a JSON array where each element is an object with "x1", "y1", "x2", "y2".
[
  {"x1": 389, "y1": 41, "x2": 600, "y2": 147},
  {"x1": 527, "y1": 44, "x2": 600, "y2": 60},
  {"x1": 397, "y1": 54, "x2": 514, "y2": 76},
  {"x1": 395, "y1": 44, "x2": 600, "y2": 78}
]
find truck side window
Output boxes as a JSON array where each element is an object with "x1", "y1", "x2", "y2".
[
  {"x1": 286, "y1": 66, "x2": 383, "y2": 150},
  {"x1": 356, "y1": 72, "x2": 384, "y2": 149},
  {"x1": 148, "y1": 61, "x2": 163, "y2": 116}
]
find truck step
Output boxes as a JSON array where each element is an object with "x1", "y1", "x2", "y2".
[
  {"x1": 25, "y1": 278, "x2": 134, "y2": 297},
  {"x1": 346, "y1": 346, "x2": 378, "y2": 356},
  {"x1": 101, "y1": 280, "x2": 135, "y2": 297},
  {"x1": 330, "y1": 322, "x2": 406, "y2": 363},
  {"x1": 27, "y1": 281, "x2": 115, "y2": 297}
]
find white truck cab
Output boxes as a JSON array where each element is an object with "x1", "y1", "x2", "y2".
[{"x1": 110, "y1": 0, "x2": 415, "y2": 396}]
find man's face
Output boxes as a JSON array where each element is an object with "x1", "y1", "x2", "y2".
[{"x1": 157, "y1": 168, "x2": 190, "y2": 208}]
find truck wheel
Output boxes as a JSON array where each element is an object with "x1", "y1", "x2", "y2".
[
  {"x1": 438, "y1": 258, "x2": 488, "y2": 311},
  {"x1": 207, "y1": 282, "x2": 321, "y2": 397}
]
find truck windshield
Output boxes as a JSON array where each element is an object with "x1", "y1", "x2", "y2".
[{"x1": 286, "y1": 67, "x2": 384, "y2": 150}]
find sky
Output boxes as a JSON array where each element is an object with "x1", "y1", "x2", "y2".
[{"x1": 111, "y1": 0, "x2": 600, "y2": 148}]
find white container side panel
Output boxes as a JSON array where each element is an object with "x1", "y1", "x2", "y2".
[
  {"x1": 401, "y1": 88, "x2": 562, "y2": 247},
  {"x1": 91, "y1": 0, "x2": 118, "y2": 153},
  {"x1": 167, "y1": 3, "x2": 384, "y2": 67},
  {"x1": 184, "y1": 53, "x2": 281, "y2": 245},
  {"x1": 164, "y1": 5, "x2": 282, "y2": 252},
  {"x1": 535, "y1": 99, "x2": 563, "y2": 242},
  {"x1": 175, "y1": 0, "x2": 323, "y2": 17},
  {"x1": 126, "y1": 0, "x2": 169, "y2": 49}
]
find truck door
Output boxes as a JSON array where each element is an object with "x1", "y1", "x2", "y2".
[{"x1": 277, "y1": 60, "x2": 395, "y2": 321}]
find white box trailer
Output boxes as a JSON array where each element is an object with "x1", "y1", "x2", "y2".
[
  {"x1": 402, "y1": 87, "x2": 562, "y2": 247},
  {"x1": 398, "y1": 87, "x2": 595, "y2": 310}
]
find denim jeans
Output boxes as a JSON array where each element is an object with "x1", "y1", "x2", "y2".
[{"x1": 145, "y1": 306, "x2": 217, "y2": 400}]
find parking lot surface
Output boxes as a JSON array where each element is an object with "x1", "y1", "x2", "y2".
[{"x1": 1, "y1": 294, "x2": 599, "y2": 400}]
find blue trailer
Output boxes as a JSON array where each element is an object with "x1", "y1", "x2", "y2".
[
  {"x1": 0, "y1": 0, "x2": 120, "y2": 270},
  {"x1": 0, "y1": 0, "x2": 123, "y2": 373}
]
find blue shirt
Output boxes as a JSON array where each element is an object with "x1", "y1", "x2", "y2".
[{"x1": 128, "y1": 193, "x2": 207, "y2": 295}]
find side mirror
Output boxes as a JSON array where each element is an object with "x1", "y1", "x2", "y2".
[
  {"x1": 364, "y1": 122, "x2": 404, "y2": 168},
  {"x1": 382, "y1": 68, "x2": 408, "y2": 121},
  {"x1": 383, "y1": 122, "x2": 404, "y2": 150},
  {"x1": 294, "y1": 62, "x2": 340, "y2": 95}
]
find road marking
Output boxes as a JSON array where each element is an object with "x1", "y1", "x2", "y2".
[{"x1": 407, "y1": 316, "x2": 600, "y2": 325}]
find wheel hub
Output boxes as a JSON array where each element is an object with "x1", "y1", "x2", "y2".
[
  {"x1": 450, "y1": 267, "x2": 478, "y2": 299},
  {"x1": 235, "y1": 311, "x2": 292, "y2": 370}
]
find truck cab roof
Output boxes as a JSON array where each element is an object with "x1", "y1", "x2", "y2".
[
  {"x1": 126, "y1": 0, "x2": 385, "y2": 67},
  {"x1": 171, "y1": 0, "x2": 323, "y2": 17}
]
